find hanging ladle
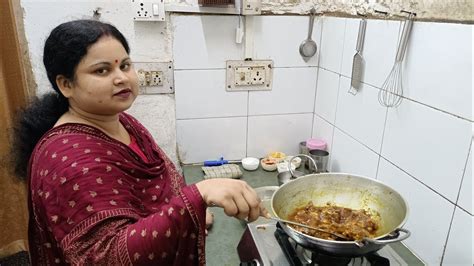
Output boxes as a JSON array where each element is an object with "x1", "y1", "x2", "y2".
[{"x1": 299, "y1": 8, "x2": 317, "y2": 59}]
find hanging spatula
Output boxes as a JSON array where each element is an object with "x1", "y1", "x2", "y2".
[{"x1": 348, "y1": 19, "x2": 367, "y2": 95}]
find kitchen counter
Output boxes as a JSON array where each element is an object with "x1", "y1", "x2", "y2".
[
  {"x1": 182, "y1": 164, "x2": 424, "y2": 266},
  {"x1": 183, "y1": 164, "x2": 280, "y2": 266}
]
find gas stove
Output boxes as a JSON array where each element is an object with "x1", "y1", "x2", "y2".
[{"x1": 237, "y1": 222, "x2": 422, "y2": 266}]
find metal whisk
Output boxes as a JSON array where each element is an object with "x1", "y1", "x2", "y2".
[{"x1": 378, "y1": 13, "x2": 415, "y2": 107}]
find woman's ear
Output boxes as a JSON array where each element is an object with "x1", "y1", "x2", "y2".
[{"x1": 56, "y1": 75, "x2": 73, "y2": 98}]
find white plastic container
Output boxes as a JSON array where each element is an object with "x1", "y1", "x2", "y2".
[{"x1": 241, "y1": 157, "x2": 259, "y2": 171}]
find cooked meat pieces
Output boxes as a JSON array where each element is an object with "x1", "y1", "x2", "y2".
[{"x1": 288, "y1": 202, "x2": 379, "y2": 241}]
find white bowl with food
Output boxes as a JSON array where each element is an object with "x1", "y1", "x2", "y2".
[
  {"x1": 277, "y1": 161, "x2": 296, "y2": 173},
  {"x1": 284, "y1": 156, "x2": 302, "y2": 168},
  {"x1": 261, "y1": 157, "x2": 277, "y2": 171},
  {"x1": 268, "y1": 151, "x2": 286, "y2": 163},
  {"x1": 241, "y1": 157, "x2": 259, "y2": 171}
]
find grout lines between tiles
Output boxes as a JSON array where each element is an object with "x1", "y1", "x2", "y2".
[
  {"x1": 314, "y1": 113, "x2": 463, "y2": 208},
  {"x1": 376, "y1": 107, "x2": 390, "y2": 180},
  {"x1": 317, "y1": 66, "x2": 473, "y2": 123}
]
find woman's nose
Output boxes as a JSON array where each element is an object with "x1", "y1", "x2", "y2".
[{"x1": 113, "y1": 69, "x2": 129, "y2": 84}]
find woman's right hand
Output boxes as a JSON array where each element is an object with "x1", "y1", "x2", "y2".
[{"x1": 195, "y1": 179, "x2": 263, "y2": 222}]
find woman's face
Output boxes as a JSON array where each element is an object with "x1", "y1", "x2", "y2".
[{"x1": 64, "y1": 36, "x2": 138, "y2": 116}]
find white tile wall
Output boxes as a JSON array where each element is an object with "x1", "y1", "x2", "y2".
[
  {"x1": 253, "y1": 16, "x2": 323, "y2": 67},
  {"x1": 248, "y1": 67, "x2": 317, "y2": 115},
  {"x1": 442, "y1": 208, "x2": 473, "y2": 265},
  {"x1": 330, "y1": 128, "x2": 379, "y2": 177},
  {"x1": 172, "y1": 15, "x2": 243, "y2": 69},
  {"x1": 382, "y1": 98, "x2": 472, "y2": 202},
  {"x1": 176, "y1": 117, "x2": 247, "y2": 163},
  {"x1": 311, "y1": 114, "x2": 334, "y2": 153},
  {"x1": 173, "y1": 15, "x2": 473, "y2": 264},
  {"x1": 319, "y1": 16, "x2": 346, "y2": 73},
  {"x1": 357, "y1": 19, "x2": 401, "y2": 88},
  {"x1": 458, "y1": 141, "x2": 473, "y2": 214},
  {"x1": 378, "y1": 159, "x2": 454, "y2": 265},
  {"x1": 247, "y1": 113, "x2": 313, "y2": 158},
  {"x1": 314, "y1": 68, "x2": 340, "y2": 123},
  {"x1": 404, "y1": 22, "x2": 473, "y2": 120},
  {"x1": 175, "y1": 69, "x2": 248, "y2": 119},
  {"x1": 335, "y1": 77, "x2": 387, "y2": 152}
]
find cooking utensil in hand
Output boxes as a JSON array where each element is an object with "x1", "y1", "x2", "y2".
[
  {"x1": 265, "y1": 215, "x2": 350, "y2": 240},
  {"x1": 378, "y1": 13, "x2": 415, "y2": 107},
  {"x1": 299, "y1": 8, "x2": 317, "y2": 59},
  {"x1": 348, "y1": 19, "x2": 367, "y2": 95}
]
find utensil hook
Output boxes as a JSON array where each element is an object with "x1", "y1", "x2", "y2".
[
  {"x1": 395, "y1": 13, "x2": 415, "y2": 62},
  {"x1": 288, "y1": 154, "x2": 317, "y2": 178},
  {"x1": 307, "y1": 8, "x2": 316, "y2": 39}
]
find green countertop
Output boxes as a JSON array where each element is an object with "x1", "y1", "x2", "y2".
[
  {"x1": 183, "y1": 164, "x2": 281, "y2": 266},
  {"x1": 182, "y1": 164, "x2": 424, "y2": 266}
]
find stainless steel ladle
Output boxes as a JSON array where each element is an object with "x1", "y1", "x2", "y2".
[
  {"x1": 299, "y1": 8, "x2": 317, "y2": 58},
  {"x1": 266, "y1": 216, "x2": 350, "y2": 240}
]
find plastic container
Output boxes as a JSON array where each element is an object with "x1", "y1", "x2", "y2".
[
  {"x1": 241, "y1": 157, "x2": 259, "y2": 171},
  {"x1": 306, "y1": 138, "x2": 327, "y2": 151}
]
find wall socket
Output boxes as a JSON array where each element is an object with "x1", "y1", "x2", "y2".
[
  {"x1": 226, "y1": 60, "x2": 273, "y2": 91},
  {"x1": 132, "y1": 0, "x2": 165, "y2": 21},
  {"x1": 134, "y1": 62, "x2": 174, "y2": 94}
]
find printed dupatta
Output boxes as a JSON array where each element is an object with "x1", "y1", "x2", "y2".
[{"x1": 28, "y1": 113, "x2": 206, "y2": 265}]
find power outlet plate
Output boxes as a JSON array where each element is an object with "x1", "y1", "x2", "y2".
[
  {"x1": 132, "y1": 0, "x2": 165, "y2": 21},
  {"x1": 134, "y1": 62, "x2": 174, "y2": 94},
  {"x1": 226, "y1": 60, "x2": 273, "y2": 91},
  {"x1": 150, "y1": 71, "x2": 163, "y2": 86}
]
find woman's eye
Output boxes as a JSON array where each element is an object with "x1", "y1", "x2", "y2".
[
  {"x1": 121, "y1": 63, "x2": 131, "y2": 71},
  {"x1": 95, "y1": 68, "x2": 108, "y2": 75}
]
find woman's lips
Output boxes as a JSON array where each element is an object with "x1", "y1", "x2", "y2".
[{"x1": 114, "y1": 89, "x2": 132, "y2": 99}]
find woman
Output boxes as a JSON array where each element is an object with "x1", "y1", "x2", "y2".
[{"x1": 12, "y1": 20, "x2": 265, "y2": 265}]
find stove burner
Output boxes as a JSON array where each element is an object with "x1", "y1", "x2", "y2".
[{"x1": 274, "y1": 223, "x2": 389, "y2": 266}]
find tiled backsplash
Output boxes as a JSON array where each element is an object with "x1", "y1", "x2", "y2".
[{"x1": 173, "y1": 14, "x2": 472, "y2": 264}]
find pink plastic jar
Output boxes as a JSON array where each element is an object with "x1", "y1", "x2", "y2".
[{"x1": 306, "y1": 138, "x2": 327, "y2": 151}]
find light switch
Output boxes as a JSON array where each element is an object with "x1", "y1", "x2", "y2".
[{"x1": 152, "y1": 3, "x2": 159, "y2": 15}]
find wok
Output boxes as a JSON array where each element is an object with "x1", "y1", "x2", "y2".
[{"x1": 271, "y1": 173, "x2": 410, "y2": 256}]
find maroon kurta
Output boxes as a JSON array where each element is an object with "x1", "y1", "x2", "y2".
[{"x1": 28, "y1": 113, "x2": 206, "y2": 265}]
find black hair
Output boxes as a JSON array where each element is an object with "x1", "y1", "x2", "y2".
[{"x1": 11, "y1": 20, "x2": 130, "y2": 180}]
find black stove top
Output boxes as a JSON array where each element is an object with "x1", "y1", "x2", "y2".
[
  {"x1": 237, "y1": 221, "x2": 420, "y2": 266},
  {"x1": 274, "y1": 222, "x2": 390, "y2": 266}
]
